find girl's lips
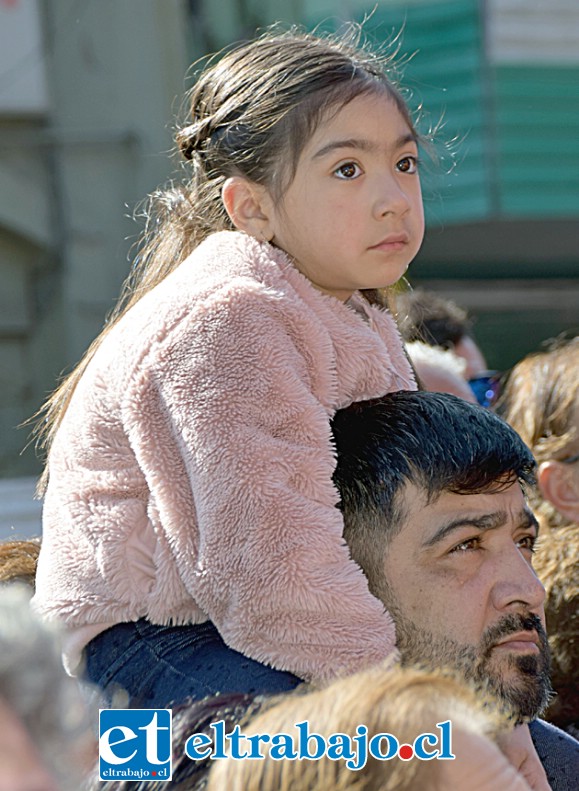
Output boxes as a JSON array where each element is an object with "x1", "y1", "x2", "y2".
[{"x1": 369, "y1": 233, "x2": 409, "y2": 250}]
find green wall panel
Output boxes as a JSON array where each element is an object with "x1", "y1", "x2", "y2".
[{"x1": 494, "y1": 66, "x2": 579, "y2": 217}]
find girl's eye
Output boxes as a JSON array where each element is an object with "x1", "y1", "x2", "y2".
[
  {"x1": 334, "y1": 162, "x2": 362, "y2": 180},
  {"x1": 449, "y1": 537, "x2": 481, "y2": 554},
  {"x1": 397, "y1": 156, "x2": 419, "y2": 174}
]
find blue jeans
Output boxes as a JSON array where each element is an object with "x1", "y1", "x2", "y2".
[{"x1": 84, "y1": 619, "x2": 301, "y2": 708}]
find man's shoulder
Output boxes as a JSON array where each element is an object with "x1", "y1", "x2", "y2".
[{"x1": 529, "y1": 719, "x2": 579, "y2": 791}]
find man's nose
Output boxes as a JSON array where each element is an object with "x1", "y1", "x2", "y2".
[{"x1": 490, "y1": 544, "x2": 546, "y2": 614}]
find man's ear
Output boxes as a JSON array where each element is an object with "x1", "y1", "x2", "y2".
[
  {"x1": 221, "y1": 176, "x2": 275, "y2": 241},
  {"x1": 537, "y1": 460, "x2": 579, "y2": 523}
]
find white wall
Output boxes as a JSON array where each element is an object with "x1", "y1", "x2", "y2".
[{"x1": 488, "y1": 0, "x2": 579, "y2": 63}]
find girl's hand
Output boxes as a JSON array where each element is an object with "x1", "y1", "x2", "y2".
[{"x1": 497, "y1": 724, "x2": 552, "y2": 791}]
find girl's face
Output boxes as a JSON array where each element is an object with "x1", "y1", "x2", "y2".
[{"x1": 263, "y1": 91, "x2": 425, "y2": 301}]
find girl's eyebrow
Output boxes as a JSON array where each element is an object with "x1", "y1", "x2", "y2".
[{"x1": 312, "y1": 132, "x2": 418, "y2": 160}]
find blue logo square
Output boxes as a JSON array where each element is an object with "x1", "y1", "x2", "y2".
[{"x1": 99, "y1": 709, "x2": 172, "y2": 782}]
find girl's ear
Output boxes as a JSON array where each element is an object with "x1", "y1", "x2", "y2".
[
  {"x1": 537, "y1": 460, "x2": 579, "y2": 523},
  {"x1": 222, "y1": 177, "x2": 275, "y2": 241}
]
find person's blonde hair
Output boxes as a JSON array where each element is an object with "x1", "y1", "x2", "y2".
[
  {"x1": 498, "y1": 335, "x2": 579, "y2": 526},
  {"x1": 31, "y1": 25, "x2": 419, "y2": 494},
  {"x1": 498, "y1": 335, "x2": 579, "y2": 732},
  {"x1": 0, "y1": 539, "x2": 40, "y2": 590},
  {"x1": 207, "y1": 662, "x2": 513, "y2": 791}
]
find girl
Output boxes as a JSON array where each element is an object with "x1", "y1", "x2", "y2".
[{"x1": 32, "y1": 26, "x2": 424, "y2": 706}]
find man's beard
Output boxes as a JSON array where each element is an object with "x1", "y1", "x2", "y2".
[{"x1": 389, "y1": 601, "x2": 552, "y2": 721}]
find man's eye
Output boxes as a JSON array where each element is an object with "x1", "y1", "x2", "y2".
[
  {"x1": 334, "y1": 162, "x2": 362, "y2": 179},
  {"x1": 449, "y1": 537, "x2": 481, "y2": 554},
  {"x1": 517, "y1": 535, "x2": 537, "y2": 554},
  {"x1": 397, "y1": 156, "x2": 419, "y2": 174}
]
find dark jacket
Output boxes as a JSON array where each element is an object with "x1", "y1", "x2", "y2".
[{"x1": 530, "y1": 718, "x2": 579, "y2": 791}]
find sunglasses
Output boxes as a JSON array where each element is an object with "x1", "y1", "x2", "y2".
[{"x1": 468, "y1": 371, "x2": 502, "y2": 408}]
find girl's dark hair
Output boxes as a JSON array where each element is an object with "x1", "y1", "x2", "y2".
[{"x1": 33, "y1": 25, "x2": 417, "y2": 490}]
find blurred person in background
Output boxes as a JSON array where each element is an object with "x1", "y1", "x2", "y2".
[
  {"x1": 0, "y1": 585, "x2": 96, "y2": 791},
  {"x1": 498, "y1": 335, "x2": 579, "y2": 736},
  {"x1": 396, "y1": 287, "x2": 488, "y2": 378},
  {"x1": 396, "y1": 288, "x2": 502, "y2": 408},
  {"x1": 405, "y1": 340, "x2": 477, "y2": 403}
]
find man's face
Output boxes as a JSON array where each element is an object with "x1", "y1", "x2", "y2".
[{"x1": 380, "y1": 480, "x2": 551, "y2": 719}]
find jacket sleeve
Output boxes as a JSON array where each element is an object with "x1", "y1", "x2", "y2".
[{"x1": 124, "y1": 284, "x2": 397, "y2": 683}]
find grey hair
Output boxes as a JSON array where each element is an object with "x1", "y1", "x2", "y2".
[{"x1": 0, "y1": 585, "x2": 97, "y2": 790}]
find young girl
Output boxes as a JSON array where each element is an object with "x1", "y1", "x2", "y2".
[{"x1": 32, "y1": 26, "x2": 424, "y2": 706}]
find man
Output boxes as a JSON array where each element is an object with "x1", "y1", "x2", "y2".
[{"x1": 331, "y1": 391, "x2": 579, "y2": 791}]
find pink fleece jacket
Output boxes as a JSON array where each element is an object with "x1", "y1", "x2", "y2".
[{"x1": 33, "y1": 231, "x2": 416, "y2": 683}]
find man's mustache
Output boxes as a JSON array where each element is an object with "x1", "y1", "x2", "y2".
[{"x1": 480, "y1": 613, "x2": 548, "y2": 656}]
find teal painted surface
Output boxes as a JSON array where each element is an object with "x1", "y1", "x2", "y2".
[{"x1": 494, "y1": 66, "x2": 579, "y2": 217}]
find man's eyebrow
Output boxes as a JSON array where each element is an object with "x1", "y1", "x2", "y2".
[
  {"x1": 519, "y1": 508, "x2": 540, "y2": 536},
  {"x1": 312, "y1": 132, "x2": 418, "y2": 160},
  {"x1": 423, "y1": 508, "x2": 540, "y2": 549},
  {"x1": 423, "y1": 511, "x2": 507, "y2": 548}
]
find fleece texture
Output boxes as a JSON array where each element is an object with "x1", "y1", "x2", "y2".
[{"x1": 33, "y1": 231, "x2": 416, "y2": 684}]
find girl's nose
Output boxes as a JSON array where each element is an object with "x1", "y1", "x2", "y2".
[{"x1": 373, "y1": 174, "x2": 411, "y2": 219}]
